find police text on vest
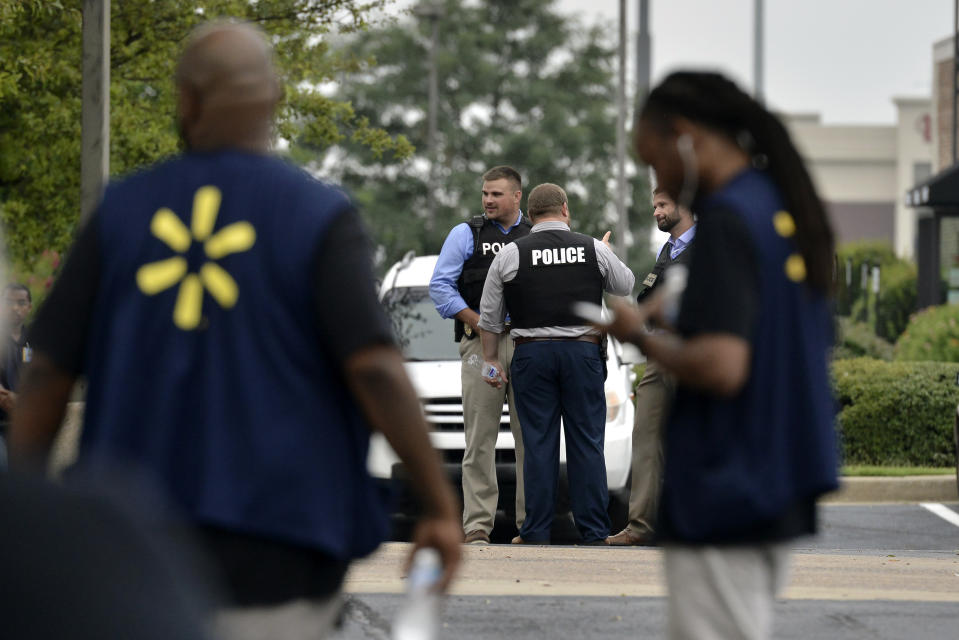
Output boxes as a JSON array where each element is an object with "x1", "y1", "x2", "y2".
[
  {"x1": 531, "y1": 247, "x2": 587, "y2": 266},
  {"x1": 482, "y1": 242, "x2": 506, "y2": 255}
]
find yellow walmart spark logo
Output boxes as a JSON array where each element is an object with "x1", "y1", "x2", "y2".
[{"x1": 136, "y1": 186, "x2": 256, "y2": 330}]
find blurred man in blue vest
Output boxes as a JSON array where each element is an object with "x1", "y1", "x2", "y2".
[{"x1": 9, "y1": 21, "x2": 460, "y2": 638}]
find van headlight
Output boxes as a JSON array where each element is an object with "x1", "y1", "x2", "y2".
[{"x1": 605, "y1": 389, "x2": 624, "y2": 423}]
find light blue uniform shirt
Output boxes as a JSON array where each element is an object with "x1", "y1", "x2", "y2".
[{"x1": 658, "y1": 224, "x2": 697, "y2": 260}]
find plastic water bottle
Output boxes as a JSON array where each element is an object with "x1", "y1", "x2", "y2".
[
  {"x1": 660, "y1": 264, "x2": 689, "y2": 326},
  {"x1": 392, "y1": 548, "x2": 443, "y2": 640},
  {"x1": 465, "y1": 353, "x2": 499, "y2": 382}
]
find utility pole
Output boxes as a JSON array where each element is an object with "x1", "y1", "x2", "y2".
[
  {"x1": 615, "y1": 0, "x2": 628, "y2": 261},
  {"x1": 753, "y1": 0, "x2": 764, "y2": 103},
  {"x1": 632, "y1": 0, "x2": 652, "y2": 259},
  {"x1": 636, "y1": 0, "x2": 651, "y2": 109},
  {"x1": 953, "y1": 0, "x2": 958, "y2": 163},
  {"x1": 415, "y1": 2, "x2": 444, "y2": 232},
  {"x1": 81, "y1": 0, "x2": 110, "y2": 223}
]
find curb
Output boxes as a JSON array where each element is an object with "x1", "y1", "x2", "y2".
[{"x1": 823, "y1": 475, "x2": 958, "y2": 504}]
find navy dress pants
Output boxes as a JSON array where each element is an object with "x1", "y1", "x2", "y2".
[{"x1": 510, "y1": 340, "x2": 610, "y2": 543}]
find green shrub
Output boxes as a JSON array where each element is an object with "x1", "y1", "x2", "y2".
[
  {"x1": 875, "y1": 260, "x2": 917, "y2": 341},
  {"x1": 894, "y1": 304, "x2": 959, "y2": 362},
  {"x1": 836, "y1": 241, "x2": 897, "y2": 315},
  {"x1": 836, "y1": 241, "x2": 917, "y2": 341},
  {"x1": 833, "y1": 358, "x2": 958, "y2": 466},
  {"x1": 834, "y1": 317, "x2": 894, "y2": 361}
]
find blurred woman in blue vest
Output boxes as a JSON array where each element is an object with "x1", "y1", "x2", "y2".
[{"x1": 602, "y1": 71, "x2": 839, "y2": 640}]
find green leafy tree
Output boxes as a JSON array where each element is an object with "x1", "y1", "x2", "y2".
[
  {"x1": 0, "y1": 0, "x2": 410, "y2": 274},
  {"x1": 323, "y1": 0, "x2": 652, "y2": 271}
]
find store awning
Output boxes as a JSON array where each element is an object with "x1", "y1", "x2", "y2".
[{"x1": 905, "y1": 164, "x2": 959, "y2": 208}]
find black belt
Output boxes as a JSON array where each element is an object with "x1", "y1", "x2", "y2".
[{"x1": 513, "y1": 335, "x2": 600, "y2": 346}]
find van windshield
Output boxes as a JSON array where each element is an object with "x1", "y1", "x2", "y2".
[{"x1": 382, "y1": 286, "x2": 459, "y2": 361}]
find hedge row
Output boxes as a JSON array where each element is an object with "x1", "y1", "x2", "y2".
[
  {"x1": 833, "y1": 358, "x2": 958, "y2": 466},
  {"x1": 629, "y1": 356, "x2": 956, "y2": 466},
  {"x1": 834, "y1": 317, "x2": 893, "y2": 361}
]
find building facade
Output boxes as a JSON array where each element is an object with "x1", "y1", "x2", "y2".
[
  {"x1": 783, "y1": 99, "x2": 933, "y2": 259},
  {"x1": 905, "y1": 35, "x2": 959, "y2": 308}
]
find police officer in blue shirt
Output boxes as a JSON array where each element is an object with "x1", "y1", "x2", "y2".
[
  {"x1": 9, "y1": 21, "x2": 461, "y2": 637},
  {"x1": 479, "y1": 183, "x2": 634, "y2": 545},
  {"x1": 430, "y1": 166, "x2": 531, "y2": 545}
]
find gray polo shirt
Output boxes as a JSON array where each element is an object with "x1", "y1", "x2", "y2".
[{"x1": 477, "y1": 220, "x2": 635, "y2": 338}]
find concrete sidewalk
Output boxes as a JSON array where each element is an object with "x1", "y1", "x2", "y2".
[
  {"x1": 344, "y1": 543, "x2": 959, "y2": 602},
  {"x1": 823, "y1": 475, "x2": 958, "y2": 503}
]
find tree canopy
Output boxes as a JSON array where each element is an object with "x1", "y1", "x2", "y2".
[
  {"x1": 0, "y1": 0, "x2": 410, "y2": 271},
  {"x1": 321, "y1": 0, "x2": 652, "y2": 272}
]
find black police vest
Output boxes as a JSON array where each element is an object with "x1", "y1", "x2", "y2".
[
  {"x1": 454, "y1": 215, "x2": 531, "y2": 340},
  {"x1": 636, "y1": 237, "x2": 694, "y2": 303},
  {"x1": 504, "y1": 230, "x2": 603, "y2": 329}
]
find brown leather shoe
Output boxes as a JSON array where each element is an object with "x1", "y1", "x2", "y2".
[
  {"x1": 511, "y1": 535, "x2": 549, "y2": 545},
  {"x1": 606, "y1": 527, "x2": 655, "y2": 546},
  {"x1": 464, "y1": 530, "x2": 490, "y2": 544}
]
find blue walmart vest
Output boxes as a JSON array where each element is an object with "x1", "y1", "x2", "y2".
[
  {"x1": 661, "y1": 168, "x2": 839, "y2": 543},
  {"x1": 80, "y1": 151, "x2": 388, "y2": 560}
]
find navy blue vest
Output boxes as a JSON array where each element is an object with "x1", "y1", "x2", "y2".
[
  {"x1": 456, "y1": 215, "x2": 532, "y2": 311},
  {"x1": 453, "y1": 215, "x2": 531, "y2": 340},
  {"x1": 504, "y1": 230, "x2": 602, "y2": 329},
  {"x1": 80, "y1": 151, "x2": 388, "y2": 559},
  {"x1": 661, "y1": 169, "x2": 839, "y2": 542}
]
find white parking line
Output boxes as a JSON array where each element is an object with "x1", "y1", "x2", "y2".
[{"x1": 919, "y1": 502, "x2": 959, "y2": 528}]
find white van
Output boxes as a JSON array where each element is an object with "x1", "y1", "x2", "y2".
[{"x1": 370, "y1": 253, "x2": 637, "y2": 538}]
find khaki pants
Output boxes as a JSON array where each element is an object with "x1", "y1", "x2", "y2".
[
  {"x1": 214, "y1": 595, "x2": 343, "y2": 640},
  {"x1": 459, "y1": 334, "x2": 525, "y2": 534},
  {"x1": 664, "y1": 543, "x2": 792, "y2": 640},
  {"x1": 626, "y1": 360, "x2": 675, "y2": 534}
]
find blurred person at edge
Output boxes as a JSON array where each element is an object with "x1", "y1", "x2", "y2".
[
  {"x1": 8, "y1": 20, "x2": 461, "y2": 639},
  {"x1": 0, "y1": 283, "x2": 32, "y2": 466},
  {"x1": 599, "y1": 71, "x2": 838, "y2": 640}
]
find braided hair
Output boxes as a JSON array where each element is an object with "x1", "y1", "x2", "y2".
[{"x1": 640, "y1": 71, "x2": 835, "y2": 296}]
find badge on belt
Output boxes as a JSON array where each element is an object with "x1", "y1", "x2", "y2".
[{"x1": 464, "y1": 324, "x2": 474, "y2": 338}]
